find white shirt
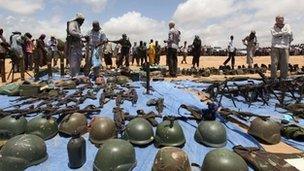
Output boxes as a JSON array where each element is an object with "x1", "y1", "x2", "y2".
[
  {"x1": 10, "y1": 34, "x2": 23, "y2": 56},
  {"x1": 0, "y1": 35, "x2": 7, "y2": 54},
  {"x1": 87, "y1": 30, "x2": 107, "y2": 47},
  {"x1": 271, "y1": 24, "x2": 293, "y2": 49},
  {"x1": 228, "y1": 40, "x2": 236, "y2": 52},
  {"x1": 167, "y1": 27, "x2": 180, "y2": 49}
]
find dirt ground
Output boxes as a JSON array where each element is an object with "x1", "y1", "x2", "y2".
[{"x1": 1, "y1": 55, "x2": 303, "y2": 85}]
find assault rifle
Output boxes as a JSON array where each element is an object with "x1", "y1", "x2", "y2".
[
  {"x1": 218, "y1": 108, "x2": 270, "y2": 122},
  {"x1": 146, "y1": 98, "x2": 164, "y2": 114},
  {"x1": 136, "y1": 110, "x2": 162, "y2": 127}
]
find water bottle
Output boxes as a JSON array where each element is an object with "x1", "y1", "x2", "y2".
[{"x1": 67, "y1": 133, "x2": 86, "y2": 169}]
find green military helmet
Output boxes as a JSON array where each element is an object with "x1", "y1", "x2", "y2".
[
  {"x1": 0, "y1": 134, "x2": 48, "y2": 171},
  {"x1": 0, "y1": 115, "x2": 27, "y2": 136},
  {"x1": 59, "y1": 113, "x2": 87, "y2": 136},
  {"x1": 201, "y1": 148, "x2": 248, "y2": 171},
  {"x1": 152, "y1": 147, "x2": 191, "y2": 171},
  {"x1": 26, "y1": 115, "x2": 58, "y2": 140},
  {"x1": 89, "y1": 116, "x2": 117, "y2": 147},
  {"x1": 194, "y1": 121, "x2": 227, "y2": 148},
  {"x1": 122, "y1": 117, "x2": 154, "y2": 145},
  {"x1": 154, "y1": 120, "x2": 185, "y2": 147},
  {"x1": 248, "y1": 117, "x2": 281, "y2": 144},
  {"x1": 93, "y1": 139, "x2": 137, "y2": 171}
]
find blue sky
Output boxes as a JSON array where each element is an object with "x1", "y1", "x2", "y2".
[{"x1": 0, "y1": 0, "x2": 303, "y2": 47}]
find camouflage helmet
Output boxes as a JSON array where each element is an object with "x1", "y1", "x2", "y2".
[
  {"x1": 0, "y1": 134, "x2": 48, "y2": 171},
  {"x1": 0, "y1": 115, "x2": 27, "y2": 136},
  {"x1": 152, "y1": 147, "x2": 191, "y2": 171},
  {"x1": 93, "y1": 139, "x2": 137, "y2": 171},
  {"x1": 155, "y1": 120, "x2": 185, "y2": 147},
  {"x1": 248, "y1": 117, "x2": 281, "y2": 144},
  {"x1": 89, "y1": 117, "x2": 117, "y2": 147},
  {"x1": 201, "y1": 148, "x2": 248, "y2": 171},
  {"x1": 194, "y1": 121, "x2": 227, "y2": 148},
  {"x1": 26, "y1": 115, "x2": 58, "y2": 140},
  {"x1": 122, "y1": 118, "x2": 154, "y2": 145},
  {"x1": 59, "y1": 113, "x2": 87, "y2": 136}
]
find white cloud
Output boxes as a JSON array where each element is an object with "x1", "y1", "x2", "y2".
[
  {"x1": 1, "y1": 15, "x2": 66, "y2": 40},
  {"x1": 102, "y1": 11, "x2": 167, "y2": 43},
  {"x1": 172, "y1": 0, "x2": 304, "y2": 47},
  {"x1": 0, "y1": 0, "x2": 44, "y2": 15},
  {"x1": 173, "y1": 0, "x2": 236, "y2": 25},
  {"x1": 74, "y1": 0, "x2": 108, "y2": 12}
]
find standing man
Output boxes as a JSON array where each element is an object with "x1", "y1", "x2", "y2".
[
  {"x1": 181, "y1": 41, "x2": 188, "y2": 64},
  {"x1": 111, "y1": 34, "x2": 131, "y2": 68},
  {"x1": 155, "y1": 41, "x2": 161, "y2": 65},
  {"x1": 47, "y1": 36, "x2": 59, "y2": 67},
  {"x1": 192, "y1": 36, "x2": 202, "y2": 68},
  {"x1": 0, "y1": 28, "x2": 8, "y2": 82},
  {"x1": 131, "y1": 42, "x2": 138, "y2": 66},
  {"x1": 87, "y1": 21, "x2": 107, "y2": 80},
  {"x1": 165, "y1": 21, "x2": 180, "y2": 77},
  {"x1": 24, "y1": 33, "x2": 34, "y2": 71},
  {"x1": 223, "y1": 35, "x2": 236, "y2": 69},
  {"x1": 102, "y1": 39, "x2": 113, "y2": 69},
  {"x1": 10, "y1": 32, "x2": 25, "y2": 80},
  {"x1": 66, "y1": 13, "x2": 85, "y2": 77},
  {"x1": 137, "y1": 41, "x2": 146, "y2": 66},
  {"x1": 148, "y1": 39, "x2": 156, "y2": 65},
  {"x1": 242, "y1": 31, "x2": 258, "y2": 68},
  {"x1": 270, "y1": 16, "x2": 293, "y2": 80}
]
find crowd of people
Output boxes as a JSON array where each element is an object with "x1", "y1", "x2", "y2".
[{"x1": 0, "y1": 14, "x2": 299, "y2": 81}]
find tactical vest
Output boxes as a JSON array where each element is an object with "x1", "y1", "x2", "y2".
[{"x1": 233, "y1": 145, "x2": 304, "y2": 171}]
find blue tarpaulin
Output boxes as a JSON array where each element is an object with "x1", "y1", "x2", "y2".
[{"x1": 0, "y1": 75, "x2": 303, "y2": 171}]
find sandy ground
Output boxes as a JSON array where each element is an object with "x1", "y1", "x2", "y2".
[{"x1": 1, "y1": 55, "x2": 303, "y2": 85}]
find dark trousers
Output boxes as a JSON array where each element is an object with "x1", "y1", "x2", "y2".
[
  {"x1": 24, "y1": 52, "x2": 33, "y2": 71},
  {"x1": 51, "y1": 51, "x2": 59, "y2": 66},
  {"x1": 117, "y1": 52, "x2": 129, "y2": 67},
  {"x1": 104, "y1": 53, "x2": 113, "y2": 66},
  {"x1": 132, "y1": 54, "x2": 139, "y2": 65},
  {"x1": 192, "y1": 55, "x2": 200, "y2": 67},
  {"x1": 140, "y1": 54, "x2": 146, "y2": 66},
  {"x1": 0, "y1": 53, "x2": 5, "y2": 82},
  {"x1": 224, "y1": 52, "x2": 235, "y2": 69},
  {"x1": 181, "y1": 53, "x2": 187, "y2": 64},
  {"x1": 168, "y1": 48, "x2": 178, "y2": 77},
  {"x1": 155, "y1": 54, "x2": 160, "y2": 64}
]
